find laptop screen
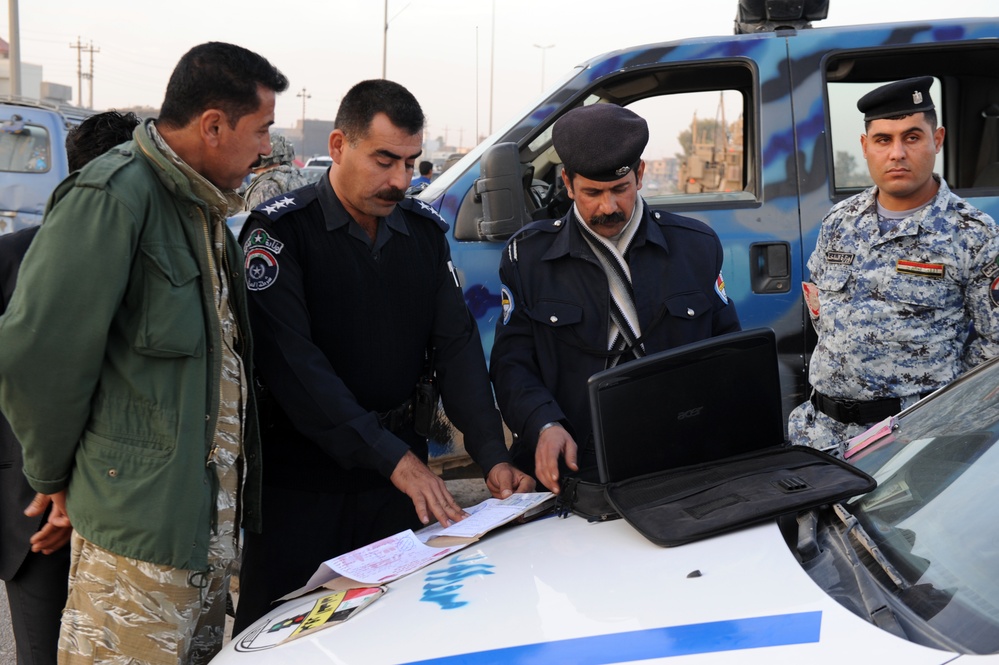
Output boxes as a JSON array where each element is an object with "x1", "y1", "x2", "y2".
[{"x1": 588, "y1": 328, "x2": 785, "y2": 484}]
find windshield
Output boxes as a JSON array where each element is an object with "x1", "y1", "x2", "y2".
[
  {"x1": 0, "y1": 120, "x2": 51, "y2": 173},
  {"x1": 847, "y1": 360, "x2": 999, "y2": 652}
]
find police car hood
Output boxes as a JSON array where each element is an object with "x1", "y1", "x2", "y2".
[{"x1": 213, "y1": 514, "x2": 965, "y2": 664}]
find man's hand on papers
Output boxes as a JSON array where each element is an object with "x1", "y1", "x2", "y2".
[
  {"x1": 390, "y1": 451, "x2": 469, "y2": 526},
  {"x1": 485, "y1": 462, "x2": 536, "y2": 499}
]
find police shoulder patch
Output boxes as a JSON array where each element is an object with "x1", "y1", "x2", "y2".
[
  {"x1": 500, "y1": 284, "x2": 515, "y2": 325},
  {"x1": 714, "y1": 272, "x2": 729, "y2": 304},
  {"x1": 243, "y1": 227, "x2": 284, "y2": 291},
  {"x1": 252, "y1": 186, "x2": 317, "y2": 221},
  {"x1": 399, "y1": 197, "x2": 448, "y2": 231}
]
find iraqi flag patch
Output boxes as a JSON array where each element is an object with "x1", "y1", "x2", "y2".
[
  {"x1": 714, "y1": 272, "x2": 729, "y2": 304},
  {"x1": 896, "y1": 260, "x2": 945, "y2": 279}
]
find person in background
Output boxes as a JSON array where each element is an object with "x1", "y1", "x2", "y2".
[
  {"x1": 789, "y1": 77, "x2": 999, "y2": 456},
  {"x1": 490, "y1": 103, "x2": 740, "y2": 494},
  {"x1": 410, "y1": 159, "x2": 433, "y2": 188},
  {"x1": 241, "y1": 134, "x2": 311, "y2": 209},
  {"x1": 233, "y1": 79, "x2": 533, "y2": 633},
  {"x1": 0, "y1": 42, "x2": 287, "y2": 664},
  {"x1": 0, "y1": 109, "x2": 140, "y2": 665}
]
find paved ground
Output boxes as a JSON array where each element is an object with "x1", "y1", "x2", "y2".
[{"x1": 0, "y1": 584, "x2": 12, "y2": 663}]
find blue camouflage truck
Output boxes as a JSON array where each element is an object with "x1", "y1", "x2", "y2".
[{"x1": 415, "y1": 4, "x2": 999, "y2": 428}]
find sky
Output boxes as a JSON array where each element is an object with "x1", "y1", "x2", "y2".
[{"x1": 3, "y1": 0, "x2": 997, "y2": 151}]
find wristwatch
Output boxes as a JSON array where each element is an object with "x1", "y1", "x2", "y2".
[{"x1": 538, "y1": 421, "x2": 560, "y2": 436}]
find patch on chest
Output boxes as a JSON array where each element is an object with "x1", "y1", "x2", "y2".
[
  {"x1": 825, "y1": 251, "x2": 854, "y2": 266},
  {"x1": 896, "y1": 260, "x2": 945, "y2": 279}
]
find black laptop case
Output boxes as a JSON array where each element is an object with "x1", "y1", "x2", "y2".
[{"x1": 604, "y1": 445, "x2": 875, "y2": 546}]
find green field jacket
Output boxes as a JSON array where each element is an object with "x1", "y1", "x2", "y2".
[{"x1": 0, "y1": 124, "x2": 261, "y2": 570}]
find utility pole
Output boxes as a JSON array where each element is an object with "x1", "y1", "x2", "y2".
[
  {"x1": 83, "y1": 41, "x2": 100, "y2": 109},
  {"x1": 297, "y1": 87, "x2": 310, "y2": 155},
  {"x1": 8, "y1": 0, "x2": 21, "y2": 97},
  {"x1": 70, "y1": 37, "x2": 85, "y2": 106},
  {"x1": 489, "y1": 0, "x2": 495, "y2": 135},
  {"x1": 382, "y1": 0, "x2": 388, "y2": 79}
]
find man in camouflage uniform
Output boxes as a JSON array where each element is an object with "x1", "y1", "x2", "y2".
[
  {"x1": 790, "y1": 77, "x2": 999, "y2": 456},
  {"x1": 0, "y1": 43, "x2": 287, "y2": 664},
  {"x1": 241, "y1": 134, "x2": 311, "y2": 208}
]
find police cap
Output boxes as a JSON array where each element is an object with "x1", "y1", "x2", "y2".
[
  {"x1": 857, "y1": 76, "x2": 935, "y2": 122},
  {"x1": 553, "y1": 104, "x2": 649, "y2": 181}
]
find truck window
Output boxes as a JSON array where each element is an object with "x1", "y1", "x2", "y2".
[
  {"x1": 0, "y1": 123, "x2": 52, "y2": 173},
  {"x1": 628, "y1": 91, "x2": 749, "y2": 206},
  {"x1": 824, "y1": 43, "x2": 999, "y2": 196},
  {"x1": 828, "y1": 79, "x2": 945, "y2": 193}
]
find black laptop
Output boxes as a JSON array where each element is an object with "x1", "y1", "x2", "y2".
[
  {"x1": 588, "y1": 328, "x2": 785, "y2": 484},
  {"x1": 585, "y1": 328, "x2": 876, "y2": 547}
]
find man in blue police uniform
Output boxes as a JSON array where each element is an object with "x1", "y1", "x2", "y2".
[
  {"x1": 233, "y1": 79, "x2": 533, "y2": 633},
  {"x1": 490, "y1": 104, "x2": 741, "y2": 494},
  {"x1": 789, "y1": 77, "x2": 999, "y2": 455}
]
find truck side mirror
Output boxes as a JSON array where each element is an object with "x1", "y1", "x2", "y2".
[{"x1": 473, "y1": 142, "x2": 533, "y2": 242}]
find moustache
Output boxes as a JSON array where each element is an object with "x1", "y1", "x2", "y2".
[
  {"x1": 375, "y1": 187, "x2": 407, "y2": 202},
  {"x1": 590, "y1": 211, "x2": 626, "y2": 227}
]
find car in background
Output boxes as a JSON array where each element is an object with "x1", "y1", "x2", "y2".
[
  {"x1": 303, "y1": 156, "x2": 332, "y2": 169},
  {"x1": 211, "y1": 357, "x2": 999, "y2": 663},
  {"x1": 0, "y1": 98, "x2": 72, "y2": 235},
  {"x1": 300, "y1": 165, "x2": 327, "y2": 184}
]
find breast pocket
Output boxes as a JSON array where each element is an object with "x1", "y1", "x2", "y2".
[
  {"x1": 663, "y1": 291, "x2": 712, "y2": 322},
  {"x1": 528, "y1": 300, "x2": 584, "y2": 329},
  {"x1": 884, "y1": 273, "x2": 959, "y2": 311},
  {"x1": 131, "y1": 244, "x2": 205, "y2": 358}
]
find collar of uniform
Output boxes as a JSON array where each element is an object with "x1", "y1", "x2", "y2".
[
  {"x1": 316, "y1": 171, "x2": 411, "y2": 236},
  {"x1": 146, "y1": 121, "x2": 242, "y2": 218},
  {"x1": 542, "y1": 197, "x2": 658, "y2": 262},
  {"x1": 641, "y1": 204, "x2": 670, "y2": 253},
  {"x1": 868, "y1": 175, "x2": 950, "y2": 243}
]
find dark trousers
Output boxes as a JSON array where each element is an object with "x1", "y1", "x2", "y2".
[
  {"x1": 232, "y1": 483, "x2": 420, "y2": 636},
  {"x1": 4, "y1": 546, "x2": 70, "y2": 665}
]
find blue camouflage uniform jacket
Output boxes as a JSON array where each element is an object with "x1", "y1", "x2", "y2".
[{"x1": 807, "y1": 177, "x2": 999, "y2": 401}]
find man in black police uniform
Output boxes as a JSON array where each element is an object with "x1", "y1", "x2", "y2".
[
  {"x1": 233, "y1": 79, "x2": 533, "y2": 632},
  {"x1": 491, "y1": 104, "x2": 741, "y2": 494}
]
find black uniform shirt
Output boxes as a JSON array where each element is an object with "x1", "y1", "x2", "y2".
[{"x1": 241, "y1": 177, "x2": 509, "y2": 491}]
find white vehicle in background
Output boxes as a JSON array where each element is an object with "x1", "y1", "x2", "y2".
[
  {"x1": 212, "y1": 354, "x2": 999, "y2": 663},
  {"x1": 303, "y1": 155, "x2": 332, "y2": 169}
]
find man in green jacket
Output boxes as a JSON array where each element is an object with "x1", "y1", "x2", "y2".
[{"x1": 0, "y1": 42, "x2": 287, "y2": 665}]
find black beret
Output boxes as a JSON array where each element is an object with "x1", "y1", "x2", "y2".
[
  {"x1": 857, "y1": 76, "x2": 935, "y2": 122},
  {"x1": 552, "y1": 104, "x2": 649, "y2": 181}
]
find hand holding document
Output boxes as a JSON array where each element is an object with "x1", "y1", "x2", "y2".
[{"x1": 280, "y1": 492, "x2": 554, "y2": 601}]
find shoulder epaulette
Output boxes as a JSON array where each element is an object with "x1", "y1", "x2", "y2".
[
  {"x1": 74, "y1": 145, "x2": 137, "y2": 188},
  {"x1": 650, "y1": 208, "x2": 715, "y2": 238},
  {"x1": 253, "y1": 186, "x2": 318, "y2": 221},
  {"x1": 399, "y1": 196, "x2": 449, "y2": 232},
  {"x1": 503, "y1": 217, "x2": 565, "y2": 263}
]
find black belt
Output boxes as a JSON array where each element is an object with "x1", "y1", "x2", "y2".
[
  {"x1": 810, "y1": 391, "x2": 902, "y2": 425},
  {"x1": 377, "y1": 398, "x2": 414, "y2": 433}
]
